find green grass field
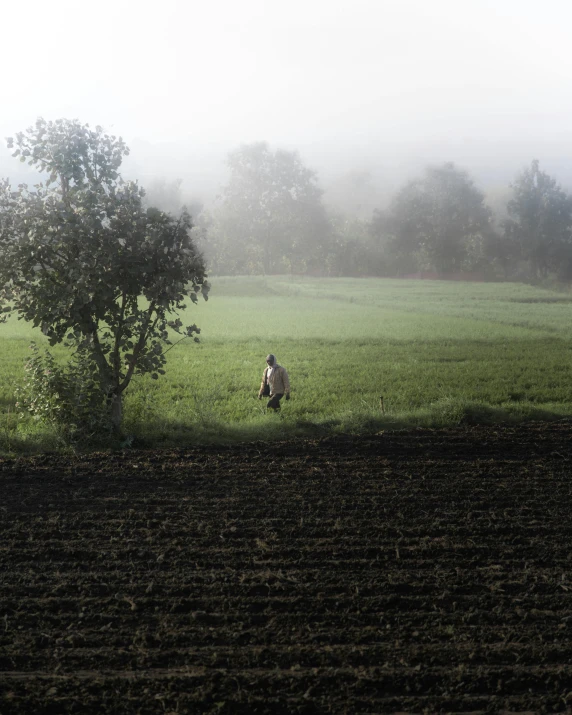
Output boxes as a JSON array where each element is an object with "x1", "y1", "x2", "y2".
[{"x1": 1, "y1": 276, "x2": 571, "y2": 452}]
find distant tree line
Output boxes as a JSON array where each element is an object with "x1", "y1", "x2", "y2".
[{"x1": 191, "y1": 144, "x2": 572, "y2": 283}]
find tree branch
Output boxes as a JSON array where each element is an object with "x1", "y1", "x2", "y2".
[
  {"x1": 118, "y1": 301, "x2": 156, "y2": 393},
  {"x1": 111, "y1": 290, "x2": 128, "y2": 386}
]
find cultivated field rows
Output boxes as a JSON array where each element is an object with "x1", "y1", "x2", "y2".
[{"x1": 1, "y1": 422, "x2": 572, "y2": 712}]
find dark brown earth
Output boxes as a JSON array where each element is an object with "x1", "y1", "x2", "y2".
[{"x1": 1, "y1": 422, "x2": 572, "y2": 714}]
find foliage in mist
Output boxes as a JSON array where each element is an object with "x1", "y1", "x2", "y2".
[
  {"x1": 500, "y1": 160, "x2": 572, "y2": 281},
  {"x1": 203, "y1": 142, "x2": 331, "y2": 275},
  {"x1": 372, "y1": 163, "x2": 495, "y2": 275},
  {"x1": 192, "y1": 148, "x2": 572, "y2": 283}
]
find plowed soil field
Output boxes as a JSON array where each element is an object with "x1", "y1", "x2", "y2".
[{"x1": 2, "y1": 422, "x2": 572, "y2": 714}]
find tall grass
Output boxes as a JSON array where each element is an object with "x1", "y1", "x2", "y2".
[{"x1": 1, "y1": 276, "x2": 571, "y2": 452}]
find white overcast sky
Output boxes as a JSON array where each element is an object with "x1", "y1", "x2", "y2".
[{"x1": 2, "y1": 0, "x2": 572, "y2": 196}]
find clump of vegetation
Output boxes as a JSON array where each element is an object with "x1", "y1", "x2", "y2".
[{"x1": 15, "y1": 343, "x2": 111, "y2": 445}]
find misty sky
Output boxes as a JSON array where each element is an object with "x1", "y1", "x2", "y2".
[{"x1": 2, "y1": 0, "x2": 572, "y2": 199}]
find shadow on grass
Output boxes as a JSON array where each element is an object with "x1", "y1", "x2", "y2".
[
  {"x1": 411, "y1": 398, "x2": 572, "y2": 429},
  {"x1": 121, "y1": 399, "x2": 572, "y2": 450},
  {"x1": 123, "y1": 414, "x2": 345, "y2": 449},
  {"x1": 3, "y1": 400, "x2": 572, "y2": 456}
]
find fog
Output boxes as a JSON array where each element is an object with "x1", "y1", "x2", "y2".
[{"x1": 2, "y1": 0, "x2": 572, "y2": 207}]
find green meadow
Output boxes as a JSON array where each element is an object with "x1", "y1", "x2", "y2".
[{"x1": 1, "y1": 276, "x2": 571, "y2": 452}]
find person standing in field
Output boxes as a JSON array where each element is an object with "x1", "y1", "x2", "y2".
[{"x1": 258, "y1": 354, "x2": 290, "y2": 410}]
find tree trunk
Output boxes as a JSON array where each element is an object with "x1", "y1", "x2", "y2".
[{"x1": 110, "y1": 393, "x2": 122, "y2": 433}]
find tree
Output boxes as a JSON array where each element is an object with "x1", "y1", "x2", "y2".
[
  {"x1": 0, "y1": 118, "x2": 209, "y2": 432},
  {"x1": 376, "y1": 163, "x2": 493, "y2": 274},
  {"x1": 502, "y1": 160, "x2": 572, "y2": 280},
  {"x1": 215, "y1": 142, "x2": 330, "y2": 274}
]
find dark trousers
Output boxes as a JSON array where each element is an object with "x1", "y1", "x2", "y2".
[{"x1": 267, "y1": 393, "x2": 284, "y2": 409}]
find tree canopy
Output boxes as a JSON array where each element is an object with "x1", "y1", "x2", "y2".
[
  {"x1": 502, "y1": 160, "x2": 572, "y2": 280},
  {"x1": 373, "y1": 163, "x2": 493, "y2": 275},
  {"x1": 208, "y1": 142, "x2": 330, "y2": 274},
  {"x1": 0, "y1": 118, "x2": 209, "y2": 432}
]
